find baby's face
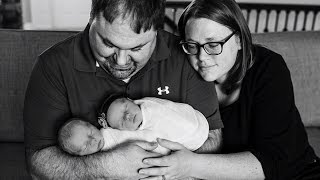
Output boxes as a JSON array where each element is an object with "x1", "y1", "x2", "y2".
[
  {"x1": 107, "y1": 98, "x2": 143, "y2": 130},
  {"x1": 69, "y1": 121, "x2": 104, "y2": 156}
]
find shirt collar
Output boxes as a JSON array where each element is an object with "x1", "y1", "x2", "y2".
[
  {"x1": 74, "y1": 24, "x2": 97, "y2": 72},
  {"x1": 150, "y1": 29, "x2": 170, "y2": 62}
]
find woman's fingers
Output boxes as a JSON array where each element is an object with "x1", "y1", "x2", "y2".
[
  {"x1": 139, "y1": 176, "x2": 163, "y2": 180},
  {"x1": 143, "y1": 155, "x2": 170, "y2": 166},
  {"x1": 139, "y1": 166, "x2": 169, "y2": 176},
  {"x1": 135, "y1": 141, "x2": 159, "y2": 151}
]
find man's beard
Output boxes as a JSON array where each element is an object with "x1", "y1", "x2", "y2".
[{"x1": 99, "y1": 58, "x2": 137, "y2": 80}]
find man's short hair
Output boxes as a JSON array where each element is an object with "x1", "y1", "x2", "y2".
[{"x1": 90, "y1": 0, "x2": 166, "y2": 33}]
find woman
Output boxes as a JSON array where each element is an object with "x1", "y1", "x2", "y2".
[{"x1": 139, "y1": 0, "x2": 320, "y2": 179}]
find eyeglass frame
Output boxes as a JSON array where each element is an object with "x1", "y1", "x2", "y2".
[{"x1": 180, "y1": 31, "x2": 237, "y2": 55}]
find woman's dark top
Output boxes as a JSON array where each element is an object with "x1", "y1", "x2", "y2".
[{"x1": 220, "y1": 45, "x2": 320, "y2": 180}]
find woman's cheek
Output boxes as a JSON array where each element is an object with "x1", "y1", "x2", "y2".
[{"x1": 188, "y1": 57, "x2": 199, "y2": 71}]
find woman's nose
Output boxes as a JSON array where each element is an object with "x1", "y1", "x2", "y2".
[{"x1": 198, "y1": 47, "x2": 210, "y2": 62}]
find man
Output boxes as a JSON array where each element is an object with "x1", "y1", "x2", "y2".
[{"x1": 24, "y1": 0, "x2": 223, "y2": 179}]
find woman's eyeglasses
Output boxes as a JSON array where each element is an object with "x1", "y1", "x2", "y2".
[{"x1": 180, "y1": 31, "x2": 237, "y2": 55}]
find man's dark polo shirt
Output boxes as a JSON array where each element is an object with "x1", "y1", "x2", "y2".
[{"x1": 24, "y1": 25, "x2": 223, "y2": 152}]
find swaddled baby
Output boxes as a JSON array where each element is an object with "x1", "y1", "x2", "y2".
[{"x1": 58, "y1": 95, "x2": 209, "y2": 156}]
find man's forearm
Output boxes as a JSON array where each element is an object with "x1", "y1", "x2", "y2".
[
  {"x1": 29, "y1": 146, "x2": 112, "y2": 180},
  {"x1": 196, "y1": 129, "x2": 222, "y2": 153}
]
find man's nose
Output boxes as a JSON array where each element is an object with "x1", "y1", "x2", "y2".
[{"x1": 113, "y1": 49, "x2": 128, "y2": 66}]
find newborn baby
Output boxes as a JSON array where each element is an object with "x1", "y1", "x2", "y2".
[
  {"x1": 58, "y1": 119, "x2": 105, "y2": 156},
  {"x1": 58, "y1": 96, "x2": 209, "y2": 155}
]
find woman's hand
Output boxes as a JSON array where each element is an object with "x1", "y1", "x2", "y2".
[{"x1": 139, "y1": 138, "x2": 197, "y2": 180}]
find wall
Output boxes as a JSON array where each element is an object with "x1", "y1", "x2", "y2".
[
  {"x1": 175, "y1": 0, "x2": 320, "y2": 4},
  {"x1": 21, "y1": 0, "x2": 31, "y2": 29},
  {"x1": 165, "y1": 0, "x2": 320, "y2": 33},
  {"x1": 21, "y1": 0, "x2": 320, "y2": 31},
  {"x1": 25, "y1": 0, "x2": 90, "y2": 30}
]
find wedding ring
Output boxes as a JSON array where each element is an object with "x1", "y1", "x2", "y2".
[{"x1": 162, "y1": 175, "x2": 166, "y2": 180}]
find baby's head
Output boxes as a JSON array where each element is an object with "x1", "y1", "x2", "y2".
[
  {"x1": 100, "y1": 94, "x2": 143, "y2": 130},
  {"x1": 58, "y1": 119, "x2": 105, "y2": 156},
  {"x1": 107, "y1": 97, "x2": 143, "y2": 130}
]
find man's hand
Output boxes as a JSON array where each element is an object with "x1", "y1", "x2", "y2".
[
  {"x1": 108, "y1": 141, "x2": 161, "y2": 180},
  {"x1": 138, "y1": 138, "x2": 197, "y2": 180}
]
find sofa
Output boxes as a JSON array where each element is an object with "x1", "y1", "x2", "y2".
[{"x1": 0, "y1": 29, "x2": 319, "y2": 179}]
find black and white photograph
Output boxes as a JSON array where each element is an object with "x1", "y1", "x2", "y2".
[{"x1": 0, "y1": 0, "x2": 320, "y2": 179}]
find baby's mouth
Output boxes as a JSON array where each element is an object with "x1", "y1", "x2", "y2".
[
  {"x1": 133, "y1": 115, "x2": 143, "y2": 130},
  {"x1": 137, "y1": 121, "x2": 143, "y2": 129},
  {"x1": 98, "y1": 139, "x2": 103, "y2": 150}
]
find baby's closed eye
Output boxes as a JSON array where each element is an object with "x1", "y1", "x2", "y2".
[{"x1": 80, "y1": 143, "x2": 88, "y2": 153}]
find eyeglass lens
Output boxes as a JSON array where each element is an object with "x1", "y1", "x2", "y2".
[{"x1": 182, "y1": 31, "x2": 236, "y2": 55}]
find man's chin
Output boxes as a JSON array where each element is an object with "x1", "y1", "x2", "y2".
[
  {"x1": 112, "y1": 72, "x2": 135, "y2": 80},
  {"x1": 109, "y1": 68, "x2": 136, "y2": 80},
  {"x1": 101, "y1": 62, "x2": 136, "y2": 79}
]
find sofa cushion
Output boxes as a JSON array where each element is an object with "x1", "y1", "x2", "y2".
[
  {"x1": 0, "y1": 143, "x2": 31, "y2": 179},
  {"x1": 253, "y1": 31, "x2": 320, "y2": 127},
  {"x1": 0, "y1": 30, "x2": 77, "y2": 141}
]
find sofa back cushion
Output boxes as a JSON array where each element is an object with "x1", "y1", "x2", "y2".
[
  {"x1": 0, "y1": 30, "x2": 319, "y2": 142},
  {"x1": 253, "y1": 31, "x2": 320, "y2": 127},
  {"x1": 0, "y1": 30, "x2": 77, "y2": 142}
]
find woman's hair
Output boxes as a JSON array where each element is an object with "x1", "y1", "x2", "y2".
[
  {"x1": 178, "y1": 0, "x2": 254, "y2": 93},
  {"x1": 90, "y1": 0, "x2": 166, "y2": 33}
]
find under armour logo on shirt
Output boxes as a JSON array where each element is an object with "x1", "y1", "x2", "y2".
[{"x1": 157, "y1": 86, "x2": 170, "y2": 95}]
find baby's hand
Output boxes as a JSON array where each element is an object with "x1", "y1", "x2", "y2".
[{"x1": 98, "y1": 113, "x2": 108, "y2": 128}]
